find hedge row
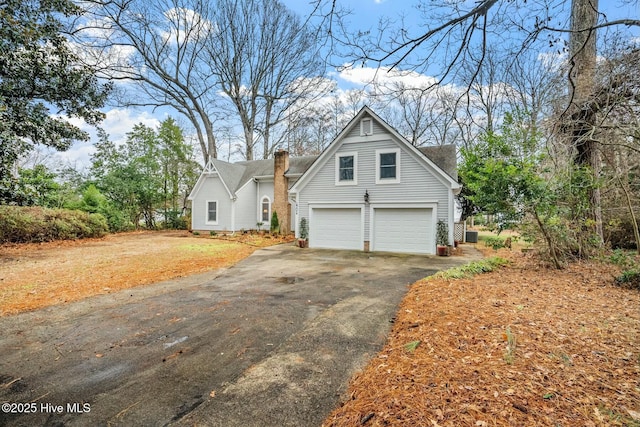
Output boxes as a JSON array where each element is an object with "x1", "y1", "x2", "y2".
[{"x1": 0, "y1": 206, "x2": 108, "y2": 244}]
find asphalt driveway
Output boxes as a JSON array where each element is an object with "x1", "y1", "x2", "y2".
[{"x1": 0, "y1": 244, "x2": 481, "y2": 427}]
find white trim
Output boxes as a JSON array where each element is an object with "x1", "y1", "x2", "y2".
[
  {"x1": 205, "y1": 200, "x2": 219, "y2": 225},
  {"x1": 290, "y1": 106, "x2": 459, "y2": 195},
  {"x1": 335, "y1": 151, "x2": 358, "y2": 186},
  {"x1": 360, "y1": 118, "x2": 373, "y2": 136},
  {"x1": 260, "y1": 195, "x2": 271, "y2": 223},
  {"x1": 375, "y1": 148, "x2": 401, "y2": 184},
  {"x1": 236, "y1": 178, "x2": 254, "y2": 194}
]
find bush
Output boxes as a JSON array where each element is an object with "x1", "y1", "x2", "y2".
[
  {"x1": 605, "y1": 217, "x2": 638, "y2": 250},
  {"x1": 482, "y1": 236, "x2": 504, "y2": 250},
  {"x1": 615, "y1": 269, "x2": 640, "y2": 290},
  {"x1": 436, "y1": 220, "x2": 449, "y2": 246},
  {"x1": 270, "y1": 211, "x2": 279, "y2": 234},
  {"x1": 0, "y1": 206, "x2": 108, "y2": 243},
  {"x1": 161, "y1": 210, "x2": 189, "y2": 230},
  {"x1": 299, "y1": 217, "x2": 308, "y2": 240},
  {"x1": 431, "y1": 257, "x2": 509, "y2": 280}
]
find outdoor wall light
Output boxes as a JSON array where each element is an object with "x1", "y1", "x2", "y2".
[{"x1": 364, "y1": 190, "x2": 370, "y2": 203}]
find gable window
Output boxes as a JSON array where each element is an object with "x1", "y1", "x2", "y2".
[
  {"x1": 335, "y1": 152, "x2": 358, "y2": 185},
  {"x1": 376, "y1": 149, "x2": 401, "y2": 184},
  {"x1": 206, "y1": 200, "x2": 218, "y2": 224},
  {"x1": 360, "y1": 118, "x2": 373, "y2": 136},
  {"x1": 261, "y1": 196, "x2": 271, "y2": 222}
]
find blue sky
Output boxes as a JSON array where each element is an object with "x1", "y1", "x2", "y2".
[{"x1": 44, "y1": 0, "x2": 639, "y2": 169}]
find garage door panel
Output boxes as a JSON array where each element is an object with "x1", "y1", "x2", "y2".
[
  {"x1": 373, "y1": 208, "x2": 433, "y2": 254},
  {"x1": 310, "y1": 208, "x2": 362, "y2": 250}
]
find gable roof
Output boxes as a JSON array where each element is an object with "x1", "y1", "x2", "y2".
[
  {"x1": 188, "y1": 107, "x2": 459, "y2": 201},
  {"x1": 290, "y1": 106, "x2": 460, "y2": 193},
  {"x1": 187, "y1": 155, "x2": 319, "y2": 201}
]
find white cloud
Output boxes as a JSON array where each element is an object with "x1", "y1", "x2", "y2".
[
  {"x1": 161, "y1": 8, "x2": 212, "y2": 45},
  {"x1": 337, "y1": 65, "x2": 438, "y2": 89}
]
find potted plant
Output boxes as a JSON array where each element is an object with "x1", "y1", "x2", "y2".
[
  {"x1": 298, "y1": 217, "x2": 309, "y2": 248},
  {"x1": 436, "y1": 220, "x2": 449, "y2": 256}
]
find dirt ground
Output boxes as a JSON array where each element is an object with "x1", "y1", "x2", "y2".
[
  {"x1": 322, "y1": 248, "x2": 640, "y2": 427},
  {"x1": 0, "y1": 230, "x2": 293, "y2": 316}
]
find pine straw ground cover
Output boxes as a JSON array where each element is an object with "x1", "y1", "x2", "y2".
[
  {"x1": 323, "y1": 249, "x2": 640, "y2": 427},
  {"x1": 0, "y1": 230, "x2": 293, "y2": 316}
]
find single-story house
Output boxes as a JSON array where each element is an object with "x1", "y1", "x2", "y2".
[{"x1": 188, "y1": 106, "x2": 461, "y2": 254}]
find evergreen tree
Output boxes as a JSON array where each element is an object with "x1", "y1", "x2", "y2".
[{"x1": 0, "y1": 0, "x2": 111, "y2": 203}]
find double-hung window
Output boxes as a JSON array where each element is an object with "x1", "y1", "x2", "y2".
[
  {"x1": 376, "y1": 149, "x2": 400, "y2": 184},
  {"x1": 206, "y1": 200, "x2": 218, "y2": 224},
  {"x1": 335, "y1": 152, "x2": 358, "y2": 185}
]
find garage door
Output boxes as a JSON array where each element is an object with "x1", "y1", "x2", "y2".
[
  {"x1": 372, "y1": 208, "x2": 433, "y2": 254},
  {"x1": 310, "y1": 207, "x2": 362, "y2": 250}
]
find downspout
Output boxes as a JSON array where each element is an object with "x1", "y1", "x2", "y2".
[{"x1": 231, "y1": 196, "x2": 236, "y2": 235}]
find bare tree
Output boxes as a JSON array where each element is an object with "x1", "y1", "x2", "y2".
[
  {"x1": 78, "y1": 0, "x2": 218, "y2": 163},
  {"x1": 309, "y1": 0, "x2": 639, "y2": 251},
  {"x1": 78, "y1": 0, "x2": 326, "y2": 162},
  {"x1": 204, "y1": 0, "x2": 328, "y2": 160}
]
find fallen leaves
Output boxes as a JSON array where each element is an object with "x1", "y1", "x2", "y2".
[
  {"x1": 323, "y1": 249, "x2": 640, "y2": 427},
  {"x1": 0, "y1": 230, "x2": 293, "y2": 315}
]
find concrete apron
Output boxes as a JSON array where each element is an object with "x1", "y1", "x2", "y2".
[{"x1": 0, "y1": 244, "x2": 482, "y2": 427}]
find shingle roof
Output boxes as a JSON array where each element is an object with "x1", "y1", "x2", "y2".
[
  {"x1": 418, "y1": 144, "x2": 458, "y2": 181},
  {"x1": 208, "y1": 159, "x2": 245, "y2": 195},
  {"x1": 212, "y1": 146, "x2": 456, "y2": 195},
  {"x1": 287, "y1": 156, "x2": 317, "y2": 175}
]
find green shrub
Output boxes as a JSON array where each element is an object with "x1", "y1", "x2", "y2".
[
  {"x1": 436, "y1": 220, "x2": 449, "y2": 246},
  {"x1": 615, "y1": 269, "x2": 640, "y2": 290},
  {"x1": 483, "y1": 236, "x2": 506, "y2": 250},
  {"x1": 299, "y1": 217, "x2": 308, "y2": 240},
  {"x1": 430, "y1": 257, "x2": 509, "y2": 280},
  {"x1": 608, "y1": 249, "x2": 635, "y2": 268},
  {"x1": 270, "y1": 211, "x2": 279, "y2": 234},
  {"x1": 0, "y1": 206, "x2": 108, "y2": 243}
]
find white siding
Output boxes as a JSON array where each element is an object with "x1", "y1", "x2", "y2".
[
  {"x1": 256, "y1": 180, "x2": 274, "y2": 229},
  {"x1": 234, "y1": 181, "x2": 257, "y2": 231},
  {"x1": 344, "y1": 114, "x2": 387, "y2": 139},
  {"x1": 192, "y1": 176, "x2": 233, "y2": 231},
  {"x1": 297, "y1": 137, "x2": 450, "y2": 244}
]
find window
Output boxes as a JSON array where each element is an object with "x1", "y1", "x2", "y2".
[
  {"x1": 380, "y1": 152, "x2": 396, "y2": 179},
  {"x1": 360, "y1": 118, "x2": 372, "y2": 136},
  {"x1": 376, "y1": 149, "x2": 401, "y2": 184},
  {"x1": 335, "y1": 152, "x2": 358, "y2": 185},
  {"x1": 261, "y1": 197, "x2": 270, "y2": 222},
  {"x1": 206, "y1": 201, "x2": 218, "y2": 223},
  {"x1": 339, "y1": 156, "x2": 354, "y2": 181}
]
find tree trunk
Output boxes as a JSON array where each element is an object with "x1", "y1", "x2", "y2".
[
  {"x1": 568, "y1": 0, "x2": 603, "y2": 245},
  {"x1": 533, "y1": 209, "x2": 563, "y2": 269}
]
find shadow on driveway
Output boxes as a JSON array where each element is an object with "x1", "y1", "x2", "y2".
[{"x1": 0, "y1": 244, "x2": 482, "y2": 427}]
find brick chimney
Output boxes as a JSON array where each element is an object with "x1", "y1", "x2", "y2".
[{"x1": 273, "y1": 150, "x2": 290, "y2": 234}]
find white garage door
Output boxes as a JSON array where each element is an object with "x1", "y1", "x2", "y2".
[
  {"x1": 310, "y1": 207, "x2": 362, "y2": 250},
  {"x1": 372, "y1": 208, "x2": 433, "y2": 254}
]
